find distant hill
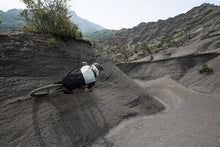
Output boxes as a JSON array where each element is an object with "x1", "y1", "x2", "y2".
[
  {"x1": 68, "y1": 10, "x2": 105, "y2": 34},
  {"x1": 0, "y1": 9, "x2": 23, "y2": 30},
  {"x1": 83, "y1": 29, "x2": 117, "y2": 42},
  {"x1": 96, "y1": 3, "x2": 220, "y2": 63},
  {"x1": 0, "y1": 8, "x2": 106, "y2": 35}
]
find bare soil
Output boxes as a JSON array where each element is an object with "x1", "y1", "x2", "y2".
[{"x1": 0, "y1": 31, "x2": 164, "y2": 147}]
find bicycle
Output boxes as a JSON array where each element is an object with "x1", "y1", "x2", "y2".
[
  {"x1": 29, "y1": 83, "x2": 89, "y2": 97},
  {"x1": 29, "y1": 83, "x2": 68, "y2": 97}
]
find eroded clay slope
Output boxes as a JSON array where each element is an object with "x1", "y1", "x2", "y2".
[{"x1": 0, "y1": 31, "x2": 164, "y2": 147}]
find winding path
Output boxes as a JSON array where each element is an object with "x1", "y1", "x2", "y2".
[{"x1": 93, "y1": 77, "x2": 220, "y2": 147}]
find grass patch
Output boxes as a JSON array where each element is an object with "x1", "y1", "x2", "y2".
[
  {"x1": 46, "y1": 37, "x2": 58, "y2": 48},
  {"x1": 191, "y1": 86, "x2": 200, "y2": 92},
  {"x1": 198, "y1": 64, "x2": 213, "y2": 74}
]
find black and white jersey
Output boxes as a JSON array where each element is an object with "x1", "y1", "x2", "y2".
[{"x1": 61, "y1": 65, "x2": 96, "y2": 90}]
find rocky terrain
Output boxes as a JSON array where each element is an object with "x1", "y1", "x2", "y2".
[
  {"x1": 96, "y1": 3, "x2": 220, "y2": 62},
  {"x1": 93, "y1": 76, "x2": 220, "y2": 147},
  {"x1": 0, "y1": 31, "x2": 163, "y2": 147},
  {"x1": 117, "y1": 50, "x2": 220, "y2": 95},
  {"x1": 90, "y1": 3, "x2": 220, "y2": 146},
  {"x1": 94, "y1": 3, "x2": 220, "y2": 95},
  {"x1": 1, "y1": 3, "x2": 220, "y2": 147}
]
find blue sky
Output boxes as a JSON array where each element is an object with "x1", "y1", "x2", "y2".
[{"x1": 1, "y1": 0, "x2": 220, "y2": 29}]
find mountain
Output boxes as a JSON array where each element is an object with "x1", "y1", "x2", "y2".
[
  {"x1": 5, "y1": 8, "x2": 21, "y2": 15},
  {"x1": 95, "y1": 3, "x2": 220, "y2": 63},
  {"x1": 83, "y1": 29, "x2": 117, "y2": 42},
  {"x1": 0, "y1": 9, "x2": 23, "y2": 30},
  {"x1": 0, "y1": 8, "x2": 106, "y2": 34},
  {"x1": 68, "y1": 10, "x2": 105, "y2": 33}
]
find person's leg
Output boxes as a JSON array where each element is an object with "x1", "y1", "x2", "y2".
[{"x1": 64, "y1": 90, "x2": 74, "y2": 94}]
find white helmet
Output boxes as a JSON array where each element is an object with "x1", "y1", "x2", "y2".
[{"x1": 91, "y1": 63, "x2": 104, "y2": 77}]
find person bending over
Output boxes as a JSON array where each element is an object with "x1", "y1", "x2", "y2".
[{"x1": 61, "y1": 62, "x2": 104, "y2": 93}]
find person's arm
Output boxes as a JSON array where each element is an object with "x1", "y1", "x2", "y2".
[
  {"x1": 85, "y1": 88, "x2": 90, "y2": 93},
  {"x1": 85, "y1": 82, "x2": 95, "y2": 92}
]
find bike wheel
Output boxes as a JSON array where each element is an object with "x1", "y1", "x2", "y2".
[{"x1": 29, "y1": 84, "x2": 63, "y2": 97}]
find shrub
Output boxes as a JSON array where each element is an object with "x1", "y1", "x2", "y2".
[
  {"x1": 177, "y1": 32, "x2": 184, "y2": 38},
  {"x1": 46, "y1": 36, "x2": 58, "y2": 47},
  {"x1": 20, "y1": 0, "x2": 82, "y2": 40},
  {"x1": 184, "y1": 25, "x2": 189, "y2": 31},
  {"x1": 92, "y1": 43, "x2": 96, "y2": 48},
  {"x1": 133, "y1": 44, "x2": 139, "y2": 53},
  {"x1": 141, "y1": 42, "x2": 151, "y2": 54},
  {"x1": 150, "y1": 55, "x2": 154, "y2": 60},
  {"x1": 198, "y1": 64, "x2": 213, "y2": 74},
  {"x1": 192, "y1": 86, "x2": 200, "y2": 92}
]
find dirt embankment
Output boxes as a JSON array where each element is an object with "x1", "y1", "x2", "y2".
[
  {"x1": 0, "y1": 31, "x2": 164, "y2": 147},
  {"x1": 117, "y1": 52, "x2": 220, "y2": 95},
  {"x1": 92, "y1": 76, "x2": 220, "y2": 147}
]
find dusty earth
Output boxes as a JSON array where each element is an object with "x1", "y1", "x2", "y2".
[
  {"x1": 93, "y1": 77, "x2": 220, "y2": 147},
  {"x1": 118, "y1": 34, "x2": 220, "y2": 95},
  {"x1": 0, "y1": 31, "x2": 219, "y2": 147},
  {"x1": 99, "y1": 32, "x2": 220, "y2": 146},
  {"x1": 0, "y1": 31, "x2": 163, "y2": 147}
]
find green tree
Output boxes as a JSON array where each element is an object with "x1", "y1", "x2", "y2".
[
  {"x1": 142, "y1": 41, "x2": 151, "y2": 54},
  {"x1": 133, "y1": 44, "x2": 139, "y2": 53},
  {"x1": 20, "y1": 0, "x2": 82, "y2": 39}
]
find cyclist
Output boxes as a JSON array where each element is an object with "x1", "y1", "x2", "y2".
[{"x1": 61, "y1": 62, "x2": 104, "y2": 93}]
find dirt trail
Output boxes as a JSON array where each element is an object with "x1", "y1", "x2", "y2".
[
  {"x1": 93, "y1": 77, "x2": 220, "y2": 147},
  {"x1": 1, "y1": 31, "x2": 219, "y2": 147},
  {"x1": 117, "y1": 52, "x2": 220, "y2": 95},
  {"x1": 0, "y1": 31, "x2": 164, "y2": 147}
]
